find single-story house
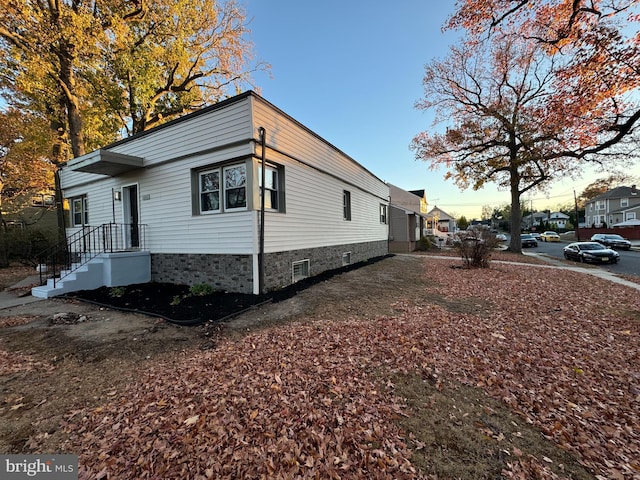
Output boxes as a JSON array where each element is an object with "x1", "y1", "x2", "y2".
[
  {"x1": 33, "y1": 91, "x2": 389, "y2": 298},
  {"x1": 387, "y1": 185, "x2": 427, "y2": 253}
]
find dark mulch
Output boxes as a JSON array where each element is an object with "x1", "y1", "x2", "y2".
[{"x1": 67, "y1": 255, "x2": 392, "y2": 324}]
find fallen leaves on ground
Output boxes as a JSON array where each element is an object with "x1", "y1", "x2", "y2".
[
  {"x1": 0, "y1": 347, "x2": 55, "y2": 376},
  {"x1": 20, "y1": 258, "x2": 640, "y2": 478},
  {"x1": 0, "y1": 315, "x2": 38, "y2": 328}
]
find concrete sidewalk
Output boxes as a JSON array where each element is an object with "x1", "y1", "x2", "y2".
[{"x1": 0, "y1": 274, "x2": 45, "y2": 310}]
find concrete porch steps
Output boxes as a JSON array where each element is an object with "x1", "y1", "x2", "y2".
[{"x1": 31, "y1": 250, "x2": 151, "y2": 299}]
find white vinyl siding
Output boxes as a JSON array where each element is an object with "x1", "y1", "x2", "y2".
[
  {"x1": 60, "y1": 92, "x2": 389, "y2": 258},
  {"x1": 259, "y1": 156, "x2": 388, "y2": 253},
  {"x1": 109, "y1": 99, "x2": 253, "y2": 167},
  {"x1": 250, "y1": 96, "x2": 388, "y2": 201},
  {"x1": 251, "y1": 96, "x2": 388, "y2": 254}
]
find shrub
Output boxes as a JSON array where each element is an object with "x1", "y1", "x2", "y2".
[
  {"x1": 189, "y1": 283, "x2": 215, "y2": 296},
  {"x1": 2, "y1": 228, "x2": 55, "y2": 262},
  {"x1": 452, "y1": 228, "x2": 500, "y2": 268},
  {"x1": 415, "y1": 237, "x2": 432, "y2": 251},
  {"x1": 108, "y1": 286, "x2": 126, "y2": 298}
]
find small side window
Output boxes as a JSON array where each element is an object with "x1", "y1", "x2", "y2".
[
  {"x1": 343, "y1": 190, "x2": 351, "y2": 221},
  {"x1": 71, "y1": 196, "x2": 88, "y2": 227},
  {"x1": 380, "y1": 204, "x2": 387, "y2": 224},
  {"x1": 259, "y1": 164, "x2": 283, "y2": 211}
]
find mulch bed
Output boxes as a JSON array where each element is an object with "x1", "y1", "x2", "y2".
[{"x1": 67, "y1": 255, "x2": 392, "y2": 323}]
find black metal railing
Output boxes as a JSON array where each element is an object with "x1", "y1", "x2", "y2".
[{"x1": 35, "y1": 223, "x2": 147, "y2": 287}]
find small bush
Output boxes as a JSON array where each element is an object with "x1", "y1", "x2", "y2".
[
  {"x1": 415, "y1": 237, "x2": 432, "y2": 251},
  {"x1": 452, "y1": 228, "x2": 500, "y2": 268},
  {"x1": 108, "y1": 286, "x2": 126, "y2": 298},
  {"x1": 189, "y1": 283, "x2": 215, "y2": 296}
]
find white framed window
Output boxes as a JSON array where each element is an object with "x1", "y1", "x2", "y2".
[
  {"x1": 380, "y1": 204, "x2": 387, "y2": 224},
  {"x1": 199, "y1": 169, "x2": 221, "y2": 214},
  {"x1": 621, "y1": 197, "x2": 629, "y2": 207},
  {"x1": 343, "y1": 190, "x2": 351, "y2": 221},
  {"x1": 224, "y1": 164, "x2": 247, "y2": 211},
  {"x1": 626, "y1": 212, "x2": 637, "y2": 221},
  {"x1": 71, "y1": 196, "x2": 88, "y2": 227},
  {"x1": 292, "y1": 259, "x2": 310, "y2": 283},
  {"x1": 259, "y1": 164, "x2": 279, "y2": 210}
]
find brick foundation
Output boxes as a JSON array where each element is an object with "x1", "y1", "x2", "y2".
[
  {"x1": 262, "y1": 240, "x2": 388, "y2": 292},
  {"x1": 151, "y1": 253, "x2": 254, "y2": 293},
  {"x1": 150, "y1": 240, "x2": 388, "y2": 294}
]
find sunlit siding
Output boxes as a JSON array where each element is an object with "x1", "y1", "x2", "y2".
[
  {"x1": 109, "y1": 98, "x2": 253, "y2": 166},
  {"x1": 60, "y1": 98, "x2": 256, "y2": 255},
  {"x1": 127, "y1": 146, "x2": 255, "y2": 254},
  {"x1": 59, "y1": 92, "x2": 389, "y2": 257},
  {"x1": 251, "y1": 96, "x2": 389, "y2": 253},
  {"x1": 251, "y1": 97, "x2": 388, "y2": 199}
]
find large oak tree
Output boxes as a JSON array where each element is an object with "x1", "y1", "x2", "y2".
[
  {"x1": 447, "y1": 0, "x2": 640, "y2": 152},
  {"x1": 0, "y1": 0, "x2": 264, "y2": 159},
  {"x1": 413, "y1": 0, "x2": 639, "y2": 253}
]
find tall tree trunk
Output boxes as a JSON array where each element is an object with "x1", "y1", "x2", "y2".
[
  {"x1": 58, "y1": 45, "x2": 85, "y2": 158},
  {"x1": 508, "y1": 163, "x2": 523, "y2": 253}
]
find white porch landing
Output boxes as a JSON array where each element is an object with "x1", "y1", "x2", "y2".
[{"x1": 31, "y1": 251, "x2": 151, "y2": 299}]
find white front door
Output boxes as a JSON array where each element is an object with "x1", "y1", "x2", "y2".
[{"x1": 122, "y1": 185, "x2": 140, "y2": 249}]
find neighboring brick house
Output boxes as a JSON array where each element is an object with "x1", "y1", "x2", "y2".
[{"x1": 585, "y1": 185, "x2": 640, "y2": 227}]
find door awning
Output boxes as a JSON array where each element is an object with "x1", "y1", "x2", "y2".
[{"x1": 68, "y1": 150, "x2": 144, "y2": 176}]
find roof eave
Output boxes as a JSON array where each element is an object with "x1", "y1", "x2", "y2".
[{"x1": 67, "y1": 150, "x2": 144, "y2": 176}]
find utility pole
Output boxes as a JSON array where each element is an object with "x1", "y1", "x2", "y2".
[{"x1": 573, "y1": 189, "x2": 580, "y2": 241}]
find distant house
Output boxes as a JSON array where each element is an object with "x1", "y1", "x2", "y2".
[
  {"x1": 33, "y1": 91, "x2": 389, "y2": 298},
  {"x1": 426, "y1": 206, "x2": 456, "y2": 234},
  {"x1": 522, "y1": 212, "x2": 547, "y2": 230},
  {"x1": 585, "y1": 185, "x2": 640, "y2": 227},
  {"x1": 548, "y1": 211, "x2": 570, "y2": 230},
  {"x1": 523, "y1": 211, "x2": 570, "y2": 230},
  {"x1": 388, "y1": 185, "x2": 427, "y2": 253}
]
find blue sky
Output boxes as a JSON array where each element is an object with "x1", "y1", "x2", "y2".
[{"x1": 244, "y1": 0, "x2": 604, "y2": 219}]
